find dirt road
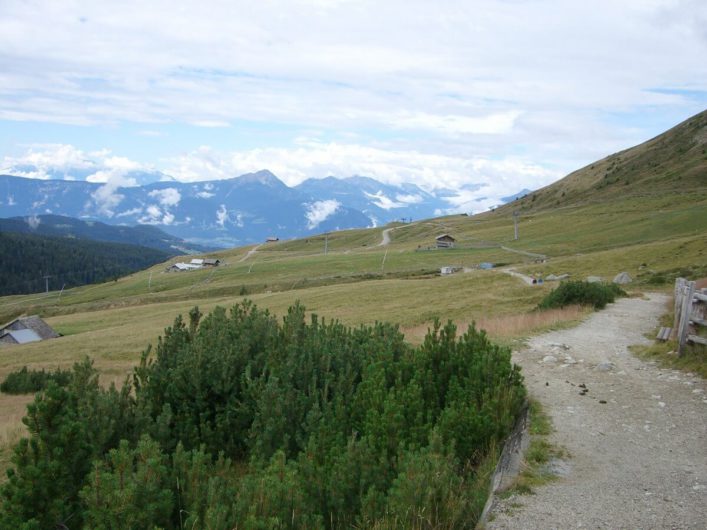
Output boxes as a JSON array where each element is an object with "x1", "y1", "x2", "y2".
[
  {"x1": 487, "y1": 293, "x2": 707, "y2": 529},
  {"x1": 378, "y1": 227, "x2": 393, "y2": 246},
  {"x1": 238, "y1": 243, "x2": 262, "y2": 262}
]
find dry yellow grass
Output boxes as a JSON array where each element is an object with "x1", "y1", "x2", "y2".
[
  {"x1": 401, "y1": 304, "x2": 589, "y2": 345},
  {"x1": 0, "y1": 394, "x2": 32, "y2": 484}
]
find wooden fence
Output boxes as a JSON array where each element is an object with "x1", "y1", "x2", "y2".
[{"x1": 668, "y1": 278, "x2": 707, "y2": 355}]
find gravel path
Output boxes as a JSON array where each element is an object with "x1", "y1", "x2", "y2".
[
  {"x1": 498, "y1": 267, "x2": 536, "y2": 286},
  {"x1": 238, "y1": 243, "x2": 262, "y2": 262},
  {"x1": 378, "y1": 227, "x2": 393, "y2": 246},
  {"x1": 487, "y1": 293, "x2": 707, "y2": 530}
]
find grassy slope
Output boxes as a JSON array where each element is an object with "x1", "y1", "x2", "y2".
[{"x1": 500, "y1": 109, "x2": 707, "y2": 212}]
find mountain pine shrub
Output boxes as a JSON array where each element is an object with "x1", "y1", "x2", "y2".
[
  {"x1": 1, "y1": 301, "x2": 526, "y2": 529},
  {"x1": 0, "y1": 366, "x2": 72, "y2": 394},
  {"x1": 538, "y1": 280, "x2": 626, "y2": 310}
]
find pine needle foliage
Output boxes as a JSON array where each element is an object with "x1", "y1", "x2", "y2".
[
  {"x1": 0, "y1": 366, "x2": 73, "y2": 394},
  {"x1": 1, "y1": 300, "x2": 526, "y2": 529},
  {"x1": 538, "y1": 280, "x2": 626, "y2": 310}
]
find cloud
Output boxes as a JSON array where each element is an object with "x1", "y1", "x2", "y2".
[
  {"x1": 393, "y1": 111, "x2": 522, "y2": 136},
  {"x1": 395, "y1": 193, "x2": 422, "y2": 205},
  {"x1": 0, "y1": 1, "x2": 705, "y2": 200},
  {"x1": 91, "y1": 183, "x2": 125, "y2": 217},
  {"x1": 191, "y1": 120, "x2": 230, "y2": 128},
  {"x1": 26, "y1": 215, "x2": 41, "y2": 229},
  {"x1": 215, "y1": 204, "x2": 244, "y2": 228},
  {"x1": 87, "y1": 168, "x2": 143, "y2": 217},
  {"x1": 305, "y1": 199, "x2": 341, "y2": 230},
  {"x1": 2, "y1": 144, "x2": 155, "y2": 183},
  {"x1": 116, "y1": 207, "x2": 143, "y2": 218},
  {"x1": 216, "y1": 204, "x2": 229, "y2": 227},
  {"x1": 196, "y1": 191, "x2": 215, "y2": 198},
  {"x1": 148, "y1": 187, "x2": 181, "y2": 207},
  {"x1": 166, "y1": 141, "x2": 561, "y2": 210},
  {"x1": 364, "y1": 191, "x2": 404, "y2": 210},
  {"x1": 138, "y1": 204, "x2": 175, "y2": 225}
]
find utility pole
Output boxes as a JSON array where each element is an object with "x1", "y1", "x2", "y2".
[
  {"x1": 513, "y1": 211, "x2": 520, "y2": 240},
  {"x1": 43, "y1": 275, "x2": 52, "y2": 294},
  {"x1": 324, "y1": 233, "x2": 328, "y2": 255}
]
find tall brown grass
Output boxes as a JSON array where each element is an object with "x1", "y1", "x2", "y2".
[{"x1": 403, "y1": 305, "x2": 587, "y2": 344}]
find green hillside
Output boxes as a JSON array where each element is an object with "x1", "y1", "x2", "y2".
[{"x1": 500, "y1": 110, "x2": 707, "y2": 212}]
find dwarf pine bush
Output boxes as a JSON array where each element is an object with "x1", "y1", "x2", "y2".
[
  {"x1": 1, "y1": 300, "x2": 526, "y2": 529},
  {"x1": 538, "y1": 280, "x2": 626, "y2": 310}
]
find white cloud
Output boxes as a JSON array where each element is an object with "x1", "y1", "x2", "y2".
[
  {"x1": 139, "y1": 204, "x2": 163, "y2": 224},
  {"x1": 191, "y1": 120, "x2": 231, "y2": 128},
  {"x1": 166, "y1": 141, "x2": 561, "y2": 207},
  {"x1": 0, "y1": 0, "x2": 704, "y2": 203},
  {"x1": 196, "y1": 191, "x2": 215, "y2": 198},
  {"x1": 364, "y1": 191, "x2": 404, "y2": 210},
  {"x1": 395, "y1": 193, "x2": 423, "y2": 205},
  {"x1": 2, "y1": 144, "x2": 154, "y2": 183},
  {"x1": 116, "y1": 207, "x2": 143, "y2": 217},
  {"x1": 26, "y1": 215, "x2": 41, "y2": 229},
  {"x1": 7, "y1": 195, "x2": 16, "y2": 206},
  {"x1": 216, "y1": 205, "x2": 228, "y2": 227},
  {"x1": 305, "y1": 199, "x2": 341, "y2": 230},
  {"x1": 91, "y1": 184, "x2": 125, "y2": 217},
  {"x1": 149, "y1": 187, "x2": 181, "y2": 207},
  {"x1": 393, "y1": 111, "x2": 522, "y2": 136},
  {"x1": 0, "y1": 1, "x2": 703, "y2": 171}
]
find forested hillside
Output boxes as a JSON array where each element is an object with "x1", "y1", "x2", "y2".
[
  {"x1": 0, "y1": 215, "x2": 213, "y2": 254},
  {"x1": 0, "y1": 231, "x2": 171, "y2": 296}
]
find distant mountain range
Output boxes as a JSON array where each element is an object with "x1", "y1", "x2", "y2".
[{"x1": 0, "y1": 171, "x2": 524, "y2": 247}]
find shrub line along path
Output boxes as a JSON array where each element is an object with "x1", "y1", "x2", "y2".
[{"x1": 487, "y1": 293, "x2": 707, "y2": 529}]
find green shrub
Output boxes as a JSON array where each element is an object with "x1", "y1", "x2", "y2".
[
  {"x1": 2, "y1": 301, "x2": 526, "y2": 529},
  {"x1": 0, "y1": 366, "x2": 72, "y2": 394},
  {"x1": 538, "y1": 280, "x2": 626, "y2": 310}
]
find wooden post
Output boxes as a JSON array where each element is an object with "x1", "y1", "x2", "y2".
[
  {"x1": 672, "y1": 278, "x2": 686, "y2": 339},
  {"x1": 677, "y1": 280, "x2": 696, "y2": 356}
]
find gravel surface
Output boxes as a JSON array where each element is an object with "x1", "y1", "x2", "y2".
[{"x1": 486, "y1": 293, "x2": 707, "y2": 530}]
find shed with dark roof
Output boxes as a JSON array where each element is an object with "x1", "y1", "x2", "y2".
[{"x1": 0, "y1": 315, "x2": 59, "y2": 346}]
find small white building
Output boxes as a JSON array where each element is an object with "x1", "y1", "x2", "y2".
[{"x1": 170, "y1": 262, "x2": 202, "y2": 272}]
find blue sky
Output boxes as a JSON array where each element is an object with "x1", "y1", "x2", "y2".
[{"x1": 1, "y1": 0, "x2": 705, "y2": 208}]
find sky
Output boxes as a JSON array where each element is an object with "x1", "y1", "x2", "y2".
[{"x1": 1, "y1": 0, "x2": 706, "y2": 208}]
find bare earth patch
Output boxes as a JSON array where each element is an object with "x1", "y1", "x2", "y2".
[{"x1": 487, "y1": 293, "x2": 707, "y2": 529}]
